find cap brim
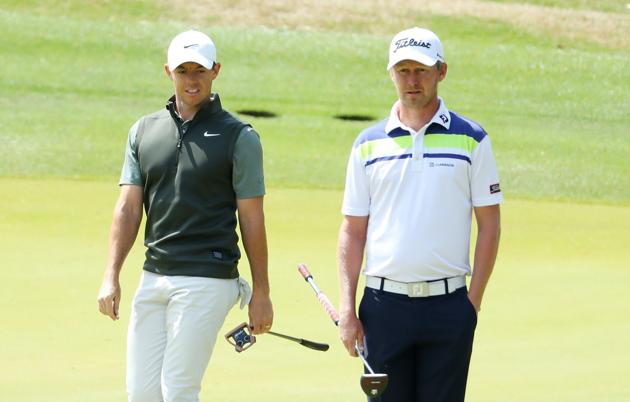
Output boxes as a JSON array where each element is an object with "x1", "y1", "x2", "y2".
[
  {"x1": 168, "y1": 51, "x2": 214, "y2": 71},
  {"x1": 387, "y1": 48, "x2": 438, "y2": 70}
]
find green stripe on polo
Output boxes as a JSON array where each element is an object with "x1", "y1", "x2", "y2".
[
  {"x1": 360, "y1": 136, "x2": 412, "y2": 160},
  {"x1": 424, "y1": 134, "x2": 479, "y2": 153}
]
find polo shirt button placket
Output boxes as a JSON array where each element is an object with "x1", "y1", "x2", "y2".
[{"x1": 412, "y1": 131, "x2": 424, "y2": 172}]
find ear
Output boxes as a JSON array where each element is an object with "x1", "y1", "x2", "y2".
[
  {"x1": 164, "y1": 64, "x2": 174, "y2": 80},
  {"x1": 438, "y1": 63, "x2": 447, "y2": 82},
  {"x1": 211, "y1": 62, "x2": 221, "y2": 79}
]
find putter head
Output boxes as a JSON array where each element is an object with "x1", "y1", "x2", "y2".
[
  {"x1": 225, "y1": 322, "x2": 256, "y2": 353},
  {"x1": 360, "y1": 373, "x2": 388, "y2": 397}
]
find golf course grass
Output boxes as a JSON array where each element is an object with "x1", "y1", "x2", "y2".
[{"x1": 1, "y1": 0, "x2": 629, "y2": 400}]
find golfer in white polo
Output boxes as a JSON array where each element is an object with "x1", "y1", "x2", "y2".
[{"x1": 338, "y1": 27, "x2": 502, "y2": 401}]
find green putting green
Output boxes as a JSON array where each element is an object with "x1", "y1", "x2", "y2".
[{"x1": 1, "y1": 179, "x2": 628, "y2": 401}]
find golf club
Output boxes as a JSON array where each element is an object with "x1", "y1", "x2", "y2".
[
  {"x1": 297, "y1": 263, "x2": 389, "y2": 397},
  {"x1": 225, "y1": 322, "x2": 329, "y2": 352}
]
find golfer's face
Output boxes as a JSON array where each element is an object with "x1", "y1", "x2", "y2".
[
  {"x1": 390, "y1": 60, "x2": 444, "y2": 109},
  {"x1": 169, "y1": 62, "x2": 218, "y2": 110}
]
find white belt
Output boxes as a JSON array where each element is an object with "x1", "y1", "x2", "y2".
[{"x1": 365, "y1": 276, "x2": 466, "y2": 297}]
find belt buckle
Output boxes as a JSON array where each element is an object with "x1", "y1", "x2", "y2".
[{"x1": 407, "y1": 281, "x2": 429, "y2": 297}]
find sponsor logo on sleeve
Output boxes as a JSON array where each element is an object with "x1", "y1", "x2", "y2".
[{"x1": 490, "y1": 183, "x2": 501, "y2": 194}]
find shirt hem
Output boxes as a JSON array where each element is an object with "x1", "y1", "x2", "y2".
[{"x1": 341, "y1": 207, "x2": 369, "y2": 216}]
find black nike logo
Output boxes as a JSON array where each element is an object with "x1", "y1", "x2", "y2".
[{"x1": 183, "y1": 44, "x2": 198, "y2": 48}]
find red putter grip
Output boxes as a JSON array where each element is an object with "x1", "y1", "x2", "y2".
[
  {"x1": 297, "y1": 264, "x2": 311, "y2": 279},
  {"x1": 317, "y1": 293, "x2": 340, "y2": 324}
]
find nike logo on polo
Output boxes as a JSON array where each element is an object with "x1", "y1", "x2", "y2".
[{"x1": 203, "y1": 132, "x2": 221, "y2": 137}]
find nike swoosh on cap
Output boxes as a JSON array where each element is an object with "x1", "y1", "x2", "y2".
[{"x1": 203, "y1": 132, "x2": 221, "y2": 137}]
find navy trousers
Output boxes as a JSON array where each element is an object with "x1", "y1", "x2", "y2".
[{"x1": 359, "y1": 286, "x2": 477, "y2": 402}]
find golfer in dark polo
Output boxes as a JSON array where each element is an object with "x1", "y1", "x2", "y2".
[
  {"x1": 338, "y1": 27, "x2": 502, "y2": 401},
  {"x1": 97, "y1": 30, "x2": 273, "y2": 402}
]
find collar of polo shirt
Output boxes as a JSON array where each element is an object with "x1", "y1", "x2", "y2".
[{"x1": 385, "y1": 97, "x2": 451, "y2": 135}]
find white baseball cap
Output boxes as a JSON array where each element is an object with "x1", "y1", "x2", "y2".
[
  {"x1": 387, "y1": 27, "x2": 445, "y2": 70},
  {"x1": 167, "y1": 30, "x2": 217, "y2": 71}
]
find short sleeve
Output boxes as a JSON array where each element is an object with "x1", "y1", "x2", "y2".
[
  {"x1": 233, "y1": 126, "x2": 265, "y2": 199},
  {"x1": 341, "y1": 144, "x2": 370, "y2": 216},
  {"x1": 470, "y1": 136, "x2": 503, "y2": 207},
  {"x1": 119, "y1": 120, "x2": 143, "y2": 186}
]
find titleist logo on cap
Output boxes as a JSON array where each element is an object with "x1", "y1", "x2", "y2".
[{"x1": 393, "y1": 37, "x2": 431, "y2": 52}]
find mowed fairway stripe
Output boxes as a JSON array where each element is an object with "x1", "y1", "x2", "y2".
[{"x1": 1, "y1": 179, "x2": 629, "y2": 401}]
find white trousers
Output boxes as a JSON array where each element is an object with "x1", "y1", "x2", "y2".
[{"x1": 126, "y1": 271, "x2": 249, "y2": 402}]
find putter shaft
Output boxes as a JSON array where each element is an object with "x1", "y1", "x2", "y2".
[
  {"x1": 267, "y1": 331, "x2": 329, "y2": 351},
  {"x1": 267, "y1": 331, "x2": 299, "y2": 342},
  {"x1": 355, "y1": 345, "x2": 376, "y2": 375}
]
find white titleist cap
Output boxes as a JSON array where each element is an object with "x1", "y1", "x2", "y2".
[
  {"x1": 167, "y1": 30, "x2": 217, "y2": 70},
  {"x1": 387, "y1": 27, "x2": 445, "y2": 70}
]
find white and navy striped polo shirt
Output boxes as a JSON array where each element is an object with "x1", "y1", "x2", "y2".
[{"x1": 342, "y1": 99, "x2": 503, "y2": 282}]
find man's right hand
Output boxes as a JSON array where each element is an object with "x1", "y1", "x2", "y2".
[
  {"x1": 339, "y1": 312, "x2": 364, "y2": 357},
  {"x1": 97, "y1": 274, "x2": 121, "y2": 321}
]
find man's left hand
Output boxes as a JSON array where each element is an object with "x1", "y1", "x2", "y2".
[
  {"x1": 248, "y1": 290, "x2": 273, "y2": 334},
  {"x1": 467, "y1": 293, "x2": 481, "y2": 314}
]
